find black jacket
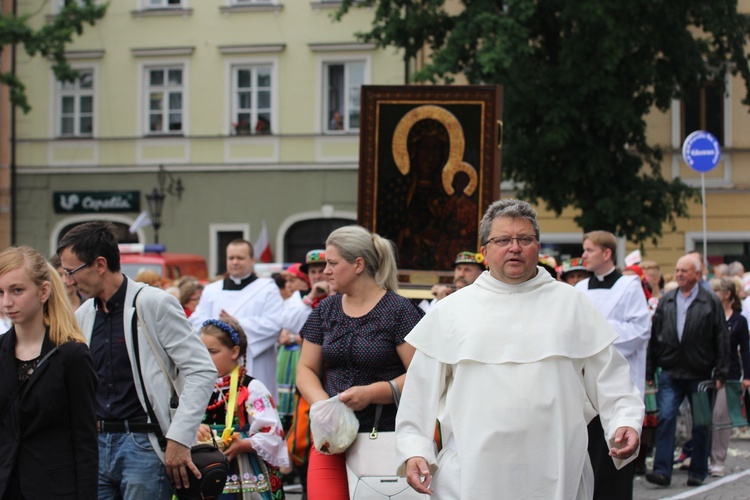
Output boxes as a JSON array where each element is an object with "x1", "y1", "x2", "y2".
[
  {"x1": 646, "y1": 285, "x2": 729, "y2": 382},
  {"x1": 0, "y1": 330, "x2": 98, "y2": 500}
]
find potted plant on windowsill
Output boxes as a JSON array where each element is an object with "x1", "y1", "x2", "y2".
[{"x1": 233, "y1": 120, "x2": 251, "y2": 135}]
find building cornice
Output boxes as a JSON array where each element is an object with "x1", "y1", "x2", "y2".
[
  {"x1": 131, "y1": 8, "x2": 193, "y2": 18},
  {"x1": 217, "y1": 44, "x2": 286, "y2": 55},
  {"x1": 131, "y1": 47, "x2": 196, "y2": 57},
  {"x1": 64, "y1": 50, "x2": 105, "y2": 60},
  {"x1": 219, "y1": 4, "x2": 284, "y2": 14},
  {"x1": 308, "y1": 42, "x2": 376, "y2": 52}
]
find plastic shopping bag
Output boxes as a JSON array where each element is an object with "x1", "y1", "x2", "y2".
[{"x1": 309, "y1": 395, "x2": 359, "y2": 455}]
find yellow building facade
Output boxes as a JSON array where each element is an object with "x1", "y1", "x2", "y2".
[
  {"x1": 7, "y1": 0, "x2": 750, "y2": 278},
  {"x1": 12, "y1": 0, "x2": 405, "y2": 275}
]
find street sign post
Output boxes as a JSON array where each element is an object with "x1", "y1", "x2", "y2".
[{"x1": 682, "y1": 131, "x2": 721, "y2": 268}]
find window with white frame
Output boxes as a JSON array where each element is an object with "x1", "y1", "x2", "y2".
[
  {"x1": 232, "y1": 65, "x2": 273, "y2": 135},
  {"x1": 323, "y1": 61, "x2": 364, "y2": 132},
  {"x1": 145, "y1": 0, "x2": 183, "y2": 7},
  {"x1": 146, "y1": 66, "x2": 184, "y2": 134},
  {"x1": 58, "y1": 69, "x2": 94, "y2": 137},
  {"x1": 231, "y1": 0, "x2": 273, "y2": 4}
]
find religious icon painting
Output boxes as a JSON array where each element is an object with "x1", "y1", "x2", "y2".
[{"x1": 357, "y1": 85, "x2": 503, "y2": 271}]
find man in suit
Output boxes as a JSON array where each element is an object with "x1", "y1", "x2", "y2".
[{"x1": 57, "y1": 221, "x2": 217, "y2": 500}]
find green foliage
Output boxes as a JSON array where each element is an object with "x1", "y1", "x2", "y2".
[
  {"x1": 0, "y1": 0, "x2": 107, "y2": 113},
  {"x1": 337, "y1": 0, "x2": 750, "y2": 244}
]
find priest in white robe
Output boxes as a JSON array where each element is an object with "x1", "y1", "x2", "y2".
[
  {"x1": 575, "y1": 231, "x2": 651, "y2": 499},
  {"x1": 190, "y1": 239, "x2": 283, "y2": 399},
  {"x1": 396, "y1": 199, "x2": 644, "y2": 499}
]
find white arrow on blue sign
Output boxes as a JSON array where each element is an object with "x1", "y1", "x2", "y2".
[{"x1": 682, "y1": 130, "x2": 721, "y2": 173}]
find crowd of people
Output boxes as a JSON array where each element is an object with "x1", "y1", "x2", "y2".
[{"x1": 0, "y1": 202, "x2": 749, "y2": 499}]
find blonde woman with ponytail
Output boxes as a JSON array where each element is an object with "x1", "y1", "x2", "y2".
[
  {"x1": 296, "y1": 225, "x2": 424, "y2": 499},
  {"x1": 0, "y1": 246, "x2": 97, "y2": 499}
]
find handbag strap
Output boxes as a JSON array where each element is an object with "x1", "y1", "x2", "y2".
[
  {"x1": 131, "y1": 287, "x2": 170, "y2": 451},
  {"x1": 388, "y1": 379, "x2": 401, "y2": 407},
  {"x1": 370, "y1": 380, "x2": 401, "y2": 439},
  {"x1": 134, "y1": 290, "x2": 179, "y2": 397}
]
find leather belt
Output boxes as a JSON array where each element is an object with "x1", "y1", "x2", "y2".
[{"x1": 96, "y1": 417, "x2": 160, "y2": 434}]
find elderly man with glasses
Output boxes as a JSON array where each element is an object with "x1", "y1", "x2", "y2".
[{"x1": 396, "y1": 199, "x2": 644, "y2": 499}]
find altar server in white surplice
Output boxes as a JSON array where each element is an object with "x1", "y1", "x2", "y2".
[
  {"x1": 396, "y1": 199, "x2": 644, "y2": 500},
  {"x1": 575, "y1": 231, "x2": 651, "y2": 500},
  {"x1": 190, "y1": 239, "x2": 283, "y2": 400},
  {"x1": 576, "y1": 232, "x2": 651, "y2": 396}
]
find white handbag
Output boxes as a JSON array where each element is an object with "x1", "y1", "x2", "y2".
[{"x1": 345, "y1": 381, "x2": 426, "y2": 499}]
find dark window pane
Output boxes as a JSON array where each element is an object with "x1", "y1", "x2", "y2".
[
  {"x1": 169, "y1": 92, "x2": 182, "y2": 110},
  {"x1": 169, "y1": 113, "x2": 182, "y2": 130},
  {"x1": 168, "y1": 69, "x2": 182, "y2": 86},
  {"x1": 80, "y1": 117, "x2": 93, "y2": 134},
  {"x1": 150, "y1": 114, "x2": 163, "y2": 132},
  {"x1": 62, "y1": 96, "x2": 75, "y2": 113},
  {"x1": 80, "y1": 96, "x2": 93, "y2": 113},
  {"x1": 150, "y1": 93, "x2": 163, "y2": 111},
  {"x1": 61, "y1": 117, "x2": 74, "y2": 135},
  {"x1": 238, "y1": 69, "x2": 251, "y2": 88},
  {"x1": 704, "y1": 84, "x2": 724, "y2": 146},
  {"x1": 79, "y1": 71, "x2": 94, "y2": 89},
  {"x1": 150, "y1": 70, "x2": 164, "y2": 87},
  {"x1": 258, "y1": 90, "x2": 270, "y2": 109},
  {"x1": 239, "y1": 91, "x2": 252, "y2": 109},
  {"x1": 327, "y1": 64, "x2": 344, "y2": 130},
  {"x1": 256, "y1": 112, "x2": 271, "y2": 134},
  {"x1": 257, "y1": 68, "x2": 271, "y2": 87}
]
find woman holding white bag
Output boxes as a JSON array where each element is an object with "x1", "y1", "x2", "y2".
[{"x1": 296, "y1": 225, "x2": 424, "y2": 499}]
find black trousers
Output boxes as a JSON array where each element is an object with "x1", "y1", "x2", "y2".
[{"x1": 587, "y1": 415, "x2": 635, "y2": 500}]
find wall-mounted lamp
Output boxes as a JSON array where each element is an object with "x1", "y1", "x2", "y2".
[{"x1": 145, "y1": 165, "x2": 183, "y2": 244}]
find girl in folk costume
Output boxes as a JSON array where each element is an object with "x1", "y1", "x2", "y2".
[
  {"x1": 198, "y1": 318, "x2": 289, "y2": 499},
  {"x1": 0, "y1": 246, "x2": 97, "y2": 499}
]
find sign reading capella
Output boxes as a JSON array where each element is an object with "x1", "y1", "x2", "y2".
[{"x1": 53, "y1": 191, "x2": 140, "y2": 214}]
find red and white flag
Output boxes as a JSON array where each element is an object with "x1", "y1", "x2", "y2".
[{"x1": 254, "y1": 220, "x2": 274, "y2": 263}]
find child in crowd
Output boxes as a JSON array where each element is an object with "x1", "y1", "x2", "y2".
[{"x1": 198, "y1": 318, "x2": 289, "y2": 499}]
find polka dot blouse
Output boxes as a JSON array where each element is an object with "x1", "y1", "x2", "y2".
[{"x1": 300, "y1": 290, "x2": 424, "y2": 433}]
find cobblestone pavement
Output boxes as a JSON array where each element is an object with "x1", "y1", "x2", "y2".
[{"x1": 635, "y1": 431, "x2": 750, "y2": 499}]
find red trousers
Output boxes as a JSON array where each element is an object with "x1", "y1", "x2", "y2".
[{"x1": 307, "y1": 446, "x2": 349, "y2": 500}]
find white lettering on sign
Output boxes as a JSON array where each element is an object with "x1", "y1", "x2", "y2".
[
  {"x1": 59, "y1": 194, "x2": 80, "y2": 211},
  {"x1": 80, "y1": 196, "x2": 133, "y2": 212},
  {"x1": 689, "y1": 149, "x2": 717, "y2": 156}
]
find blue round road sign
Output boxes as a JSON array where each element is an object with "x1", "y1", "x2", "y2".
[{"x1": 682, "y1": 131, "x2": 721, "y2": 173}]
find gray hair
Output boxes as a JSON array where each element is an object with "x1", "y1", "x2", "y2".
[
  {"x1": 682, "y1": 254, "x2": 702, "y2": 272},
  {"x1": 479, "y1": 199, "x2": 540, "y2": 245},
  {"x1": 326, "y1": 225, "x2": 399, "y2": 291},
  {"x1": 727, "y1": 261, "x2": 745, "y2": 277},
  {"x1": 713, "y1": 263, "x2": 729, "y2": 277}
]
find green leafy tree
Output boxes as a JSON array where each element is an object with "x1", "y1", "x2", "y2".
[
  {"x1": 0, "y1": 0, "x2": 107, "y2": 113},
  {"x1": 337, "y1": 0, "x2": 750, "y2": 244}
]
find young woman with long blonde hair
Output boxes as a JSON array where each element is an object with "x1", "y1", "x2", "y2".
[{"x1": 0, "y1": 246, "x2": 97, "y2": 499}]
